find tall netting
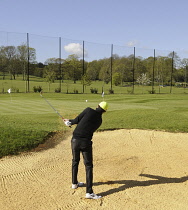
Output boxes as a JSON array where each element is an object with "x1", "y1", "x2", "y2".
[
  {"x1": 1, "y1": 31, "x2": 188, "y2": 94},
  {"x1": 84, "y1": 41, "x2": 112, "y2": 94},
  {"x1": 0, "y1": 31, "x2": 27, "y2": 93},
  {"x1": 0, "y1": 31, "x2": 27, "y2": 46},
  {"x1": 131, "y1": 47, "x2": 155, "y2": 94},
  {"x1": 30, "y1": 34, "x2": 59, "y2": 63},
  {"x1": 29, "y1": 34, "x2": 60, "y2": 93},
  {"x1": 61, "y1": 38, "x2": 83, "y2": 94},
  {"x1": 172, "y1": 49, "x2": 188, "y2": 94},
  {"x1": 154, "y1": 49, "x2": 173, "y2": 94},
  {"x1": 112, "y1": 45, "x2": 134, "y2": 94}
]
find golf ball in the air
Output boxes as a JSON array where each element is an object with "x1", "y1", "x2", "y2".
[{"x1": 86, "y1": 100, "x2": 88, "y2": 102}]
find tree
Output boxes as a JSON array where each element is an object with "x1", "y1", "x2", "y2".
[
  {"x1": 86, "y1": 60, "x2": 100, "y2": 81},
  {"x1": 168, "y1": 51, "x2": 181, "y2": 69},
  {"x1": 155, "y1": 56, "x2": 172, "y2": 86},
  {"x1": 99, "y1": 59, "x2": 111, "y2": 84},
  {"x1": 81, "y1": 73, "x2": 92, "y2": 90},
  {"x1": 44, "y1": 57, "x2": 64, "y2": 80},
  {"x1": 113, "y1": 58, "x2": 132, "y2": 85},
  {"x1": 17, "y1": 44, "x2": 36, "y2": 79},
  {"x1": 0, "y1": 46, "x2": 8, "y2": 79},
  {"x1": 143, "y1": 57, "x2": 155, "y2": 78},
  {"x1": 1, "y1": 46, "x2": 16, "y2": 79},
  {"x1": 17, "y1": 44, "x2": 28, "y2": 80},
  {"x1": 135, "y1": 56, "x2": 147, "y2": 78},
  {"x1": 63, "y1": 55, "x2": 82, "y2": 83},
  {"x1": 180, "y1": 58, "x2": 188, "y2": 84},
  {"x1": 137, "y1": 73, "x2": 151, "y2": 94},
  {"x1": 43, "y1": 64, "x2": 56, "y2": 92},
  {"x1": 113, "y1": 72, "x2": 121, "y2": 86}
]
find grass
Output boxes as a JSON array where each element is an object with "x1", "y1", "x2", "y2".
[
  {"x1": 0, "y1": 94, "x2": 60, "y2": 157},
  {"x1": 2, "y1": 75, "x2": 188, "y2": 94},
  {"x1": 102, "y1": 93, "x2": 188, "y2": 131},
  {"x1": 1, "y1": 84, "x2": 188, "y2": 157}
]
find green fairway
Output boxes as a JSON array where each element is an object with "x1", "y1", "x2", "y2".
[
  {"x1": 1, "y1": 92, "x2": 188, "y2": 157},
  {"x1": 2, "y1": 76, "x2": 188, "y2": 95}
]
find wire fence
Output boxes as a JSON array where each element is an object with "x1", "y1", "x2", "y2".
[{"x1": 1, "y1": 31, "x2": 188, "y2": 94}]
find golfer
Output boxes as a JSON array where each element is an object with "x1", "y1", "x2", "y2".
[{"x1": 64, "y1": 101, "x2": 108, "y2": 199}]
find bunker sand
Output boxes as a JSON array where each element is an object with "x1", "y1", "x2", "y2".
[{"x1": 1, "y1": 129, "x2": 188, "y2": 209}]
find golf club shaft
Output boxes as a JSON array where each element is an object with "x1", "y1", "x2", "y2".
[
  {"x1": 40, "y1": 93, "x2": 72, "y2": 128},
  {"x1": 40, "y1": 94, "x2": 64, "y2": 119}
]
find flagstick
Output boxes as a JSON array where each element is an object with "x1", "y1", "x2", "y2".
[
  {"x1": 10, "y1": 93, "x2": 12, "y2": 103},
  {"x1": 8, "y1": 89, "x2": 12, "y2": 102},
  {"x1": 102, "y1": 92, "x2": 104, "y2": 101}
]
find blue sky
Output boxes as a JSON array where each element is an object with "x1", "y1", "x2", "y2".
[{"x1": 1, "y1": 0, "x2": 188, "y2": 62}]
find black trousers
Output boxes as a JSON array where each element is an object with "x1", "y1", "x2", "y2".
[{"x1": 71, "y1": 137, "x2": 93, "y2": 194}]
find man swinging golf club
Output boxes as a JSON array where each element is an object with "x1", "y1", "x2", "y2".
[{"x1": 64, "y1": 101, "x2": 108, "y2": 199}]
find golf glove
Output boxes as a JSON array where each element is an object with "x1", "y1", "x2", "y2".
[{"x1": 64, "y1": 120, "x2": 72, "y2": 126}]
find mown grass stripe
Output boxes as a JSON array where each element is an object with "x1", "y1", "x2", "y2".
[{"x1": 1, "y1": 92, "x2": 188, "y2": 157}]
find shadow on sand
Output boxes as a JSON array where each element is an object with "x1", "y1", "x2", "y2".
[{"x1": 94, "y1": 174, "x2": 188, "y2": 197}]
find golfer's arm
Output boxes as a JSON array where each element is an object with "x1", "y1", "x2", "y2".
[{"x1": 69, "y1": 109, "x2": 87, "y2": 125}]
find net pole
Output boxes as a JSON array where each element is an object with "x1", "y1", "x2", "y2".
[
  {"x1": 132, "y1": 47, "x2": 135, "y2": 94},
  {"x1": 27, "y1": 33, "x2": 30, "y2": 92},
  {"x1": 59, "y1": 37, "x2": 62, "y2": 92},
  {"x1": 83, "y1": 40, "x2": 85, "y2": 93},
  {"x1": 152, "y1": 49, "x2": 155, "y2": 93},
  {"x1": 170, "y1": 51, "x2": 174, "y2": 94},
  {"x1": 110, "y1": 44, "x2": 113, "y2": 92}
]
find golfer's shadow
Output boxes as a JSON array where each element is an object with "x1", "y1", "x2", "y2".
[{"x1": 94, "y1": 174, "x2": 188, "y2": 197}]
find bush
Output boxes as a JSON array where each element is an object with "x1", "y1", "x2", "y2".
[
  {"x1": 55, "y1": 87, "x2": 61, "y2": 93},
  {"x1": 74, "y1": 88, "x2": 78, "y2": 94},
  {"x1": 11, "y1": 87, "x2": 19, "y2": 93},
  {"x1": 33, "y1": 86, "x2": 42, "y2": 93},
  {"x1": 148, "y1": 89, "x2": 156, "y2": 94},
  {"x1": 127, "y1": 89, "x2": 134, "y2": 94},
  {"x1": 90, "y1": 87, "x2": 98, "y2": 94},
  {"x1": 109, "y1": 89, "x2": 114, "y2": 94}
]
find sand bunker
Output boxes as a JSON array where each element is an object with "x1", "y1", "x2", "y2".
[{"x1": 1, "y1": 129, "x2": 188, "y2": 209}]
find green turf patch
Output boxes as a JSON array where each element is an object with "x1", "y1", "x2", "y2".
[
  {"x1": 0, "y1": 128, "x2": 48, "y2": 157},
  {"x1": 1, "y1": 92, "x2": 188, "y2": 157}
]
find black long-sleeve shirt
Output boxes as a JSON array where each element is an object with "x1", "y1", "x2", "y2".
[{"x1": 69, "y1": 107, "x2": 103, "y2": 141}]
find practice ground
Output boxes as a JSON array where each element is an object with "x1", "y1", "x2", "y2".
[{"x1": 0, "y1": 129, "x2": 188, "y2": 210}]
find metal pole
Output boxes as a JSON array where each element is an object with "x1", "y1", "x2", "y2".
[
  {"x1": 152, "y1": 49, "x2": 155, "y2": 93},
  {"x1": 83, "y1": 40, "x2": 85, "y2": 93},
  {"x1": 170, "y1": 51, "x2": 174, "y2": 93},
  {"x1": 59, "y1": 37, "x2": 62, "y2": 92},
  {"x1": 185, "y1": 66, "x2": 187, "y2": 84},
  {"x1": 132, "y1": 47, "x2": 135, "y2": 94},
  {"x1": 110, "y1": 44, "x2": 113, "y2": 91},
  {"x1": 27, "y1": 33, "x2": 30, "y2": 92}
]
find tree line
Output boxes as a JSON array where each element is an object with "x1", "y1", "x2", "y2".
[{"x1": 1, "y1": 44, "x2": 188, "y2": 91}]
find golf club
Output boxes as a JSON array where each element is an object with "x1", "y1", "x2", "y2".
[{"x1": 40, "y1": 92, "x2": 71, "y2": 127}]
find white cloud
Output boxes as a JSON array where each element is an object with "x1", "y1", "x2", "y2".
[
  {"x1": 64, "y1": 43, "x2": 88, "y2": 57},
  {"x1": 126, "y1": 40, "x2": 139, "y2": 47}
]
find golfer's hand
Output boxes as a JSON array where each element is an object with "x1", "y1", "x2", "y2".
[{"x1": 64, "y1": 119, "x2": 72, "y2": 127}]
